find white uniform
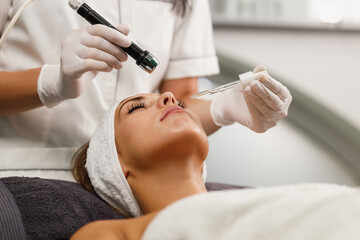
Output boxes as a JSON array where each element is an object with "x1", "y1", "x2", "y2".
[{"x1": 0, "y1": 0, "x2": 219, "y2": 180}]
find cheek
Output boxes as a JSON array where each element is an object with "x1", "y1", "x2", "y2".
[{"x1": 118, "y1": 116, "x2": 160, "y2": 161}]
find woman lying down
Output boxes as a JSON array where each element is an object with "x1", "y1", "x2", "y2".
[{"x1": 70, "y1": 92, "x2": 360, "y2": 240}]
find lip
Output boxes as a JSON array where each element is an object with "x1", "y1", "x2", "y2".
[{"x1": 160, "y1": 105, "x2": 188, "y2": 121}]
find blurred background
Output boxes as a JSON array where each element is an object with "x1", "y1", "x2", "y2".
[{"x1": 204, "y1": 0, "x2": 360, "y2": 187}]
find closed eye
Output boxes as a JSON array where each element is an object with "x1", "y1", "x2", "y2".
[
  {"x1": 178, "y1": 100, "x2": 187, "y2": 109},
  {"x1": 127, "y1": 102, "x2": 145, "y2": 114},
  {"x1": 127, "y1": 100, "x2": 186, "y2": 114}
]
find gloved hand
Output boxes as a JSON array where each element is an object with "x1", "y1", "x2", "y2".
[
  {"x1": 38, "y1": 23, "x2": 131, "y2": 108},
  {"x1": 210, "y1": 66, "x2": 292, "y2": 133}
]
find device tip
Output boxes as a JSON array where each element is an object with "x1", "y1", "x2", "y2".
[
  {"x1": 138, "y1": 51, "x2": 159, "y2": 74},
  {"x1": 68, "y1": 0, "x2": 82, "y2": 10}
]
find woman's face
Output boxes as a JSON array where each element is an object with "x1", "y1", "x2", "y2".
[{"x1": 114, "y1": 92, "x2": 208, "y2": 173}]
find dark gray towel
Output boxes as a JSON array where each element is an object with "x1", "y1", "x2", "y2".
[
  {"x1": 0, "y1": 181, "x2": 26, "y2": 240},
  {"x1": 1, "y1": 177, "x2": 125, "y2": 240}
]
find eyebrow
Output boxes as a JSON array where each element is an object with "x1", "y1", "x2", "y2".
[{"x1": 118, "y1": 96, "x2": 145, "y2": 114}]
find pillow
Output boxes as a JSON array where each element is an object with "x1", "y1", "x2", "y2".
[
  {"x1": 0, "y1": 177, "x2": 246, "y2": 240},
  {"x1": 1, "y1": 177, "x2": 125, "y2": 240}
]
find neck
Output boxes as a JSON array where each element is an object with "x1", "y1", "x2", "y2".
[{"x1": 128, "y1": 155, "x2": 207, "y2": 214}]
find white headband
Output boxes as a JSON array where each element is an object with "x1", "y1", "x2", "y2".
[{"x1": 86, "y1": 98, "x2": 207, "y2": 217}]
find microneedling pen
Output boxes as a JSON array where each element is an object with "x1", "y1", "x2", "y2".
[{"x1": 68, "y1": 0, "x2": 159, "y2": 74}]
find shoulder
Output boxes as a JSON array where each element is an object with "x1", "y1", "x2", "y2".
[
  {"x1": 121, "y1": 212, "x2": 160, "y2": 240},
  {"x1": 70, "y1": 214, "x2": 158, "y2": 240}
]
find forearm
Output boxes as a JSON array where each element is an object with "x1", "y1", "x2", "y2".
[
  {"x1": 0, "y1": 68, "x2": 43, "y2": 116},
  {"x1": 185, "y1": 97, "x2": 220, "y2": 135}
]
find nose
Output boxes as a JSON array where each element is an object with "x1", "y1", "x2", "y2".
[{"x1": 158, "y1": 92, "x2": 177, "y2": 108}]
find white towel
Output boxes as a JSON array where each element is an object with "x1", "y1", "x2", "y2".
[
  {"x1": 86, "y1": 100, "x2": 142, "y2": 217},
  {"x1": 142, "y1": 183, "x2": 360, "y2": 240}
]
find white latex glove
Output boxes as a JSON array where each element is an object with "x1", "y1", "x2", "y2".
[
  {"x1": 38, "y1": 23, "x2": 131, "y2": 108},
  {"x1": 210, "y1": 66, "x2": 292, "y2": 133}
]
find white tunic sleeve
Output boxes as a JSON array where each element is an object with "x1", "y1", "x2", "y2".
[
  {"x1": 0, "y1": 0, "x2": 11, "y2": 35},
  {"x1": 164, "y1": 0, "x2": 219, "y2": 79}
]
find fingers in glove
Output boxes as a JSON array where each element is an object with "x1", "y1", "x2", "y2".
[
  {"x1": 244, "y1": 87, "x2": 277, "y2": 132},
  {"x1": 116, "y1": 23, "x2": 131, "y2": 36},
  {"x1": 76, "y1": 45, "x2": 124, "y2": 70},
  {"x1": 244, "y1": 86, "x2": 270, "y2": 119},
  {"x1": 69, "y1": 59, "x2": 114, "y2": 77},
  {"x1": 250, "y1": 80, "x2": 285, "y2": 113},
  {"x1": 81, "y1": 35, "x2": 128, "y2": 62},
  {"x1": 86, "y1": 24, "x2": 131, "y2": 48},
  {"x1": 257, "y1": 74, "x2": 292, "y2": 102},
  {"x1": 253, "y1": 65, "x2": 267, "y2": 73}
]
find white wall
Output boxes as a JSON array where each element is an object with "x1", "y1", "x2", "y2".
[
  {"x1": 205, "y1": 119, "x2": 360, "y2": 187},
  {"x1": 204, "y1": 28, "x2": 360, "y2": 187}
]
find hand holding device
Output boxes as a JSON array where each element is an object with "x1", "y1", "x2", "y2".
[
  {"x1": 37, "y1": 23, "x2": 131, "y2": 107},
  {"x1": 210, "y1": 66, "x2": 292, "y2": 133},
  {"x1": 69, "y1": 0, "x2": 159, "y2": 74}
]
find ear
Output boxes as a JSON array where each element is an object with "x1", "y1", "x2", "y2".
[
  {"x1": 117, "y1": 152, "x2": 130, "y2": 179},
  {"x1": 123, "y1": 164, "x2": 130, "y2": 179}
]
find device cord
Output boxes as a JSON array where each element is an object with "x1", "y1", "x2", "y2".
[{"x1": 0, "y1": 0, "x2": 35, "y2": 48}]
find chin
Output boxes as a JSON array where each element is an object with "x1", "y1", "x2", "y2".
[
  {"x1": 166, "y1": 125, "x2": 209, "y2": 159},
  {"x1": 138, "y1": 115, "x2": 209, "y2": 162},
  {"x1": 135, "y1": 128, "x2": 209, "y2": 170},
  {"x1": 170, "y1": 113, "x2": 202, "y2": 129}
]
